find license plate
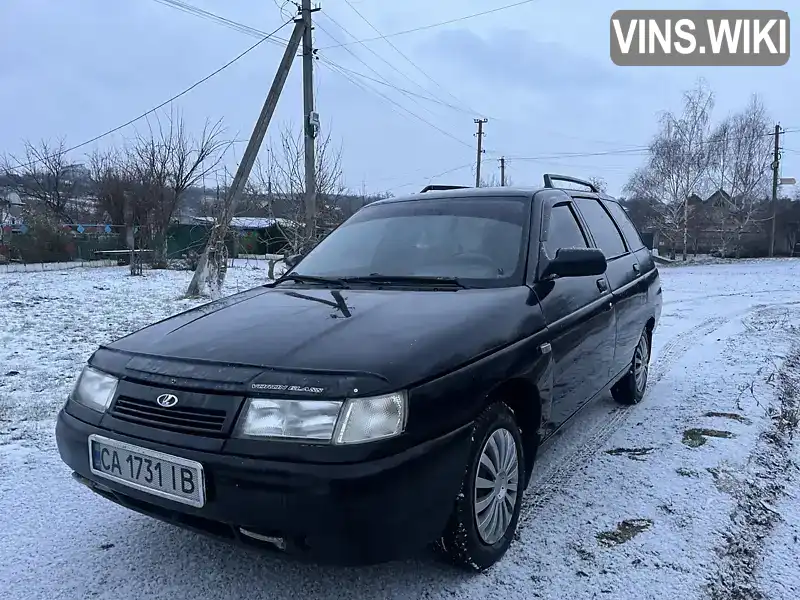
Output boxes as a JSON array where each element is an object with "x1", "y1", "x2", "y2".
[{"x1": 88, "y1": 435, "x2": 205, "y2": 508}]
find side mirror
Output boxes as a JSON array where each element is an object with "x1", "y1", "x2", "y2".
[
  {"x1": 542, "y1": 247, "x2": 607, "y2": 279},
  {"x1": 284, "y1": 253, "x2": 303, "y2": 269}
]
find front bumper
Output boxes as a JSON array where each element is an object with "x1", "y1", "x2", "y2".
[{"x1": 55, "y1": 409, "x2": 472, "y2": 565}]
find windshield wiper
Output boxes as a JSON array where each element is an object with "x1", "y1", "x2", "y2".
[
  {"x1": 271, "y1": 273, "x2": 350, "y2": 288},
  {"x1": 341, "y1": 274, "x2": 466, "y2": 288}
]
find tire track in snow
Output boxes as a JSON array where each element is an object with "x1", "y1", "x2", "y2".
[
  {"x1": 647, "y1": 315, "x2": 731, "y2": 386},
  {"x1": 520, "y1": 310, "x2": 745, "y2": 525}
]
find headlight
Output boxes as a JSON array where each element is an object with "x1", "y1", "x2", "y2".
[
  {"x1": 234, "y1": 392, "x2": 407, "y2": 444},
  {"x1": 70, "y1": 366, "x2": 119, "y2": 413},
  {"x1": 333, "y1": 392, "x2": 407, "y2": 445},
  {"x1": 235, "y1": 399, "x2": 343, "y2": 440}
]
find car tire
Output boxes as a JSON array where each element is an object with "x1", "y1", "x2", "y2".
[
  {"x1": 612, "y1": 328, "x2": 651, "y2": 405},
  {"x1": 436, "y1": 402, "x2": 525, "y2": 571}
]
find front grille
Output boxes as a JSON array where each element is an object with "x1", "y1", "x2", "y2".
[{"x1": 111, "y1": 395, "x2": 228, "y2": 435}]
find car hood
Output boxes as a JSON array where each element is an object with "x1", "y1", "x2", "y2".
[{"x1": 99, "y1": 285, "x2": 542, "y2": 395}]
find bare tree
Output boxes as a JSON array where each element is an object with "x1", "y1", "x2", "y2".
[
  {"x1": 2, "y1": 138, "x2": 81, "y2": 222},
  {"x1": 168, "y1": 115, "x2": 229, "y2": 222},
  {"x1": 707, "y1": 95, "x2": 773, "y2": 257},
  {"x1": 184, "y1": 166, "x2": 251, "y2": 298},
  {"x1": 624, "y1": 167, "x2": 685, "y2": 258},
  {"x1": 125, "y1": 123, "x2": 171, "y2": 266},
  {"x1": 186, "y1": 124, "x2": 346, "y2": 297},
  {"x1": 256, "y1": 125, "x2": 346, "y2": 256},
  {"x1": 89, "y1": 148, "x2": 130, "y2": 226},
  {"x1": 88, "y1": 148, "x2": 144, "y2": 274},
  {"x1": 588, "y1": 176, "x2": 608, "y2": 193},
  {"x1": 479, "y1": 172, "x2": 512, "y2": 188},
  {"x1": 126, "y1": 111, "x2": 228, "y2": 268},
  {"x1": 630, "y1": 80, "x2": 716, "y2": 260}
]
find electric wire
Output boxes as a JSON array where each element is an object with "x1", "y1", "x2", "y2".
[
  {"x1": 318, "y1": 0, "x2": 539, "y2": 49},
  {"x1": 341, "y1": 0, "x2": 480, "y2": 116},
  {"x1": 9, "y1": 19, "x2": 294, "y2": 170}
]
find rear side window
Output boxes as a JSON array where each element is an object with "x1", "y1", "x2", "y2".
[
  {"x1": 545, "y1": 203, "x2": 588, "y2": 257},
  {"x1": 603, "y1": 200, "x2": 645, "y2": 251},
  {"x1": 574, "y1": 198, "x2": 627, "y2": 259}
]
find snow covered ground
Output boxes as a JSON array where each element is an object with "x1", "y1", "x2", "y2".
[{"x1": 1, "y1": 258, "x2": 799, "y2": 600}]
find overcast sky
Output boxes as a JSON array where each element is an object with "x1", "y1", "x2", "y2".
[{"x1": 1, "y1": 0, "x2": 798, "y2": 197}]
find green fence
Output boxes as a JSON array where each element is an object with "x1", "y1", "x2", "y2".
[{"x1": 1, "y1": 222, "x2": 292, "y2": 265}]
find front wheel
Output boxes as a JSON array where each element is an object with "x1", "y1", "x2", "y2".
[
  {"x1": 436, "y1": 403, "x2": 525, "y2": 571},
  {"x1": 612, "y1": 329, "x2": 651, "y2": 404}
]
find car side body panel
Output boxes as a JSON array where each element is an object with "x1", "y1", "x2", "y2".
[
  {"x1": 531, "y1": 190, "x2": 617, "y2": 432},
  {"x1": 570, "y1": 196, "x2": 647, "y2": 376},
  {"x1": 409, "y1": 310, "x2": 552, "y2": 442}
]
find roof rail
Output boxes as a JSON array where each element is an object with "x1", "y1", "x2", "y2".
[
  {"x1": 419, "y1": 184, "x2": 470, "y2": 193},
  {"x1": 543, "y1": 174, "x2": 598, "y2": 193}
]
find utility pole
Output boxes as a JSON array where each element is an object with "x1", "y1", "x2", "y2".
[
  {"x1": 769, "y1": 123, "x2": 781, "y2": 258},
  {"x1": 500, "y1": 156, "x2": 506, "y2": 186},
  {"x1": 301, "y1": 0, "x2": 319, "y2": 249},
  {"x1": 474, "y1": 118, "x2": 487, "y2": 187},
  {"x1": 186, "y1": 19, "x2": 305, "y2": 296}
]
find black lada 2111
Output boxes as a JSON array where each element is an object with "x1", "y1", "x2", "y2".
[{"x1": 56, "y1": 174, "x2": 662, "y2": 571}]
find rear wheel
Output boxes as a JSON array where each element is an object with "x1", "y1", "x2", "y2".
[
  {"x1": 436, "y1": 403, "x2": 525, "y2": 571},
  {"x1": 612, "y1": 329, "x2": 650, "y2": 404}
]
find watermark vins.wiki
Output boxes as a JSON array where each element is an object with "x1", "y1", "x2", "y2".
[{"x1": 610, "y1": 10, "x2": 789, "y2": 66}]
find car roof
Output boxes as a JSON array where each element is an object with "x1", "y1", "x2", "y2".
[
  {"x1": 367, "y1": 185, "x2": 620, "y2": 207},
  {"x1": 369, "y1": 186, "x2": 542, "y2": 207}
]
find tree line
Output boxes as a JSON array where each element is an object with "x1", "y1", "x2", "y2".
[
  {"x1": 620, "y1": 79, "x2": 797, "y2": 259},
  {"x1": 0, "y1": 110, "x2": 386, "y2": 271}
]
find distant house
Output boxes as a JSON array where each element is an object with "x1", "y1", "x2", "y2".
[
  {"x1": 1, "y1": 191, "x2": 25, "y2": 228},
  {"x1": 636, "y1": 189, "x2": 780, "y2": 257}
]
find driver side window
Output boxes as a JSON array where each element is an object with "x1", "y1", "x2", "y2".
[{"x1": 545, "y1": 203, "x2": 588, "y2": 258}]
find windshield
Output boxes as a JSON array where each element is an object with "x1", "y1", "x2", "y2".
[{"x1": 291, "y1": 196, "x2": 530, "y2": 287}]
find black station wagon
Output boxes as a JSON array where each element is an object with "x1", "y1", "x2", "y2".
[{"x1": 56, "y1": 174, "x2": 662, "y2": 570}]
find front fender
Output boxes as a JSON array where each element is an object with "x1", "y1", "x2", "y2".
[{"x1": 406, "y1": 326, "x2": 553, "y2": 445}]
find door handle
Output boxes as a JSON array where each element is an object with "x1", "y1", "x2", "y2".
[
  {"x1": 632, "y1": 263, "x2": 640, "y2": 274},
  {"x1": 596, "y1": 278, "x2": 608, "y2": 292}
]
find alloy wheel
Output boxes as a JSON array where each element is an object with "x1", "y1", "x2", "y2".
[
  {"x1": 474, "y1": 427, "x2": 519, "y2": 545},
  {"x1": 634, "y1": 333, "x2": 650, "y2": 394}
]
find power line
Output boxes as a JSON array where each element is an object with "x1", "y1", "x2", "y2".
[
  {"x1": 319, "y1": 59, "x2": 474, "y2": 150},
  {"x1": 152, "y1": 0, "x2": 289, "y2": 46},
  {"x1": 313, "y1": 19, "x2": 474, "y2": 150},
  {"x1": 151, "y1": 0, "x2": 800, "y2": 155},
  {"x1": 340, "y1": 0, "x2": 479, "y2": 116},
  {"x1": 506, "y1": 128, "x2": 800, "y2": 162},
  {"x1": 385, "y1": 162, "x2": 478, "y2": 193},
  {"x1": 153, "y1": 0, "x2": 621, "y2": 151},
  {"x1": 153, "y1": 0, "x2": 480, "y2": 120},
  {"x1": 147, "y1": 0, "x2": 644, "y2": 150},
  {"x1": 315, "y1": 15, "x2": 442, "y2": 122},
  {"x1": 10, "y1": 19, "x2": 294, "y2": 171},
  {"x1": 318, "y1": 0, "x2": 539, "y2": 49},
  {"x1": 373, "y1": 129, "x2": 800, "y2": 194},
  {"x1": 318, "y1": 57, "x2": 475, "y2": 115},
  {"x1": 509, "y1": 148, "x2": 650, "y2": 161}
]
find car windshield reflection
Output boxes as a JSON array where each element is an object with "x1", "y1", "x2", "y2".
[{"x1": 290, "y1": 196, "x2": 530, "y2": 288}]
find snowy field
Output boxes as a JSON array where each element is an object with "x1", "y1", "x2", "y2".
[{"x1": 1, "y1": 258, "x2": 799, "y2": 600}]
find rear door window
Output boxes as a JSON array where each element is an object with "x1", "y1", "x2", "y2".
[
  {"x1": 574, "y1": 198, "x2": 627, "y2": 259},
  {"x1": 603, "y1": 200, "x2": 646, "y2": 251}
]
